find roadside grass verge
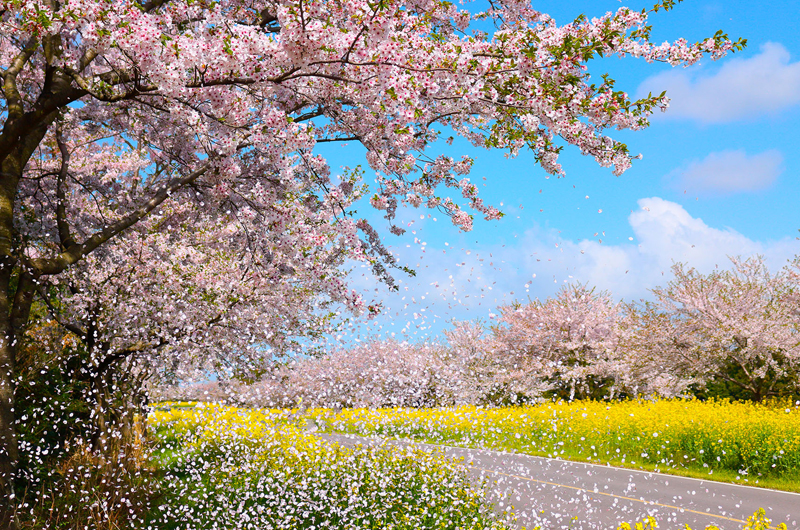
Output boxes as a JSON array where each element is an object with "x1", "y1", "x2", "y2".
[
  {"x1": 146, "y1": 402, "x2": 514, "y2": 530},
  {"x1": 308, "y1": 398, "x2": 800, "y2": 493}
]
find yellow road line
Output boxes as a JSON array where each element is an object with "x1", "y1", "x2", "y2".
[{"x1": 473, "y1": 465, "x2": 749, "y2": 526}]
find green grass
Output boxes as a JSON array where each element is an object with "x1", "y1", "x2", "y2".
[{"x1": 480, "y1": 441, "x2": 800, "y2": 494}]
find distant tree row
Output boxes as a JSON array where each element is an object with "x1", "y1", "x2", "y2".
[
  {"x1": 464, "y1": 255, "x2": 800, "y2": 404},
  {"x1": 164, "y1": 255, "x2": 800, "y2": 407}
]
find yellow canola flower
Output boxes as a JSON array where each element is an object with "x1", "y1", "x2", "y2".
[
  {"x1": 313, "y1": 398, "x2": 800, "y2": 478},
  {"x1": 151, "y1": 402, "x2": 325, "y2": 468},
  {"x1": 620, "y1": 507, "x2": 788, "y2": 530},
  {"x1": 150, "y1": 402, "x2": 513, "y2": 530}
]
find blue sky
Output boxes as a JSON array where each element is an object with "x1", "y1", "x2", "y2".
[{"x1": 322, "y1": 0, "x2": 800, "y2": 343}]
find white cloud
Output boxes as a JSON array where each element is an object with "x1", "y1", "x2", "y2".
[
  {"x1": 348, "y1": 198, "x2": 799, "y2": 340},
  {"x1": 527, "y1": 197, "x2": 797, "y2": 299},
  {"x1": 666, "y1": 149, "x2": 783, "y2": 195},
  {"x1": 637, "y1": 42, "x2": 800, "y2": 123}
]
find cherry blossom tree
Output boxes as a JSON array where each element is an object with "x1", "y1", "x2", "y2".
[
  {"x1": 614, "y1": 302, "x2": 696, "y2": 397},
  {"x1": 34, "y1": 206, "x2": 359, "y2": 443},
  {"x1": 0, "y1": 0, "x2": 743, "y2": 521},
  {"x1": 488, "y1": 284, "x2": 625, "y2": 401},
  {"x1": 237, "y1": 339, "x2": 459, "y2": 409},
  {"x1": 443, "y1": 320, "x2": 497, "y2": 404},
  {"x1": 198, "y1": 325, "x2": 488, "y2": 410},
  {"x1": 630, "y1": 256, "x2": 800, "y2": 402}
]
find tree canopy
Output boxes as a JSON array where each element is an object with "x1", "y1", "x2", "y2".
[{"x1": 0, "y1": 0, "x2": 744, "y2": 525}]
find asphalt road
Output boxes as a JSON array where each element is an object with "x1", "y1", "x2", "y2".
[{"x1": 314, "y1": 432, "x2": 800, "y2": 530}]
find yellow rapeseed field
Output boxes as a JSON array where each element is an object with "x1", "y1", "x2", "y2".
[
  {"x1": 311, "y1": 398, "x2": 800, "y2": 482},
  {"x1": 149, "y1": 402, "x2": 791, "y2": 529},
  {"x1": 148, "y1": 402, "x2": 513, "y2": 529}
]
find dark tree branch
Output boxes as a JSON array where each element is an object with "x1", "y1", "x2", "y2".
[
  {"x1": 36, "y1": 284, "x2": 86, "y2": 339},
  {"x1": 31, "y1": 162, "x2": 212, "y2": 275},
  {"x1": 54, "y1": 122, "x2": 77, "y2": 252},
  {"x1": 2, "y1": 37, "x2": 38, "y2": 122},
  {"x1": 9, "y1": 271, "x2": 35, "y2": 340}
]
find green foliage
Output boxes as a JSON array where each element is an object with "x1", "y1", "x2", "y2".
[
  {"x1": 15, "y1": 319, "x2": 94, "y2": 489},
  {"x1": 19, "y1": 441, "x2": 158, "y2": 530},
  {"x1": 14, "y1": 309, "x2": 156, "y2": 529}
]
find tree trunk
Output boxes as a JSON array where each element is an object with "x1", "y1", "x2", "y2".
[
  {"x1": 0, "y1": 267, "x2": 25, "y2": 530},
  {"x1": 0, "y1": 118, "x2": 53, "y2": 530},
  {"x1": 0, "y1": 314, "x2": 18, "y2": 530},
  {"x1": 0, "y1": 271, "x2": 35, "y2": 530},
  {"x1": 0, "y1": 60, "x2": 67, "y2": 527},
  {"x1": 0, "y1": 159, "x2": 19, "y2": 530}
]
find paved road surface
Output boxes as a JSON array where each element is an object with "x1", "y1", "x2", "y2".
[{"x1": 315, "y1": 433, "x2": 800, "y2": 530}]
